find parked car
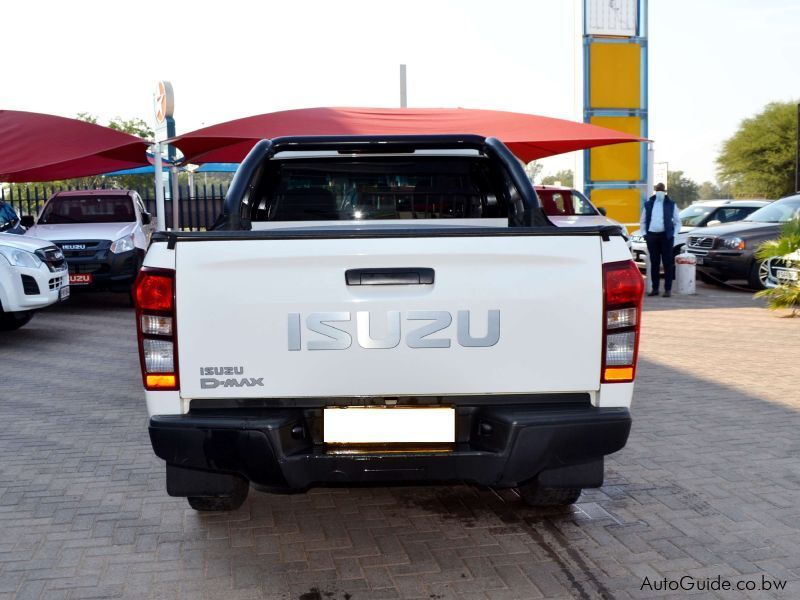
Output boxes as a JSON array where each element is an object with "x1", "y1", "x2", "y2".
[
  {"x1": 766, "y1": 249, "x2": 800, "y2": 288},
  {"x1": 0, "y1": 232, "x2": 69, "y2": 330},
  {"x1": 23, "y1": 190, "x2": 153, "y2": 291},
  {"x1": 687, "y1": 195, "x2": 800, "y2": 289},
  {"x1": 630, "y1": 199, "x2": 769, "y2": 269},
  {"x1": 0, "y1": 199, "x2": 26, "y2": 235},
  {"x1": 138, "y1": 135, "x2": 642, "y2": 512},
  {"x1": 535, "y1": 185, "x2": 630, "y2": 246}
]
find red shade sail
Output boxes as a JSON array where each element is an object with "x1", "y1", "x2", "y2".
[
  {"x1": 0, "y1": 110, "x2": 150, "y2": 182},
  {"x1": 169, "y1": 107, "x2": 644, "y2": 164}
]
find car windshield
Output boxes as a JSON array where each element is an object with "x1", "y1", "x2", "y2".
[
  {"x1": 680, "y1": 205, "x2": 714, "y2": 227},
  {"x1": 744, "y1": 199, "x2": 800, "y2": 223},
  {"x1": 39, "y1": 196, "x2": 135, "y2": 224}
]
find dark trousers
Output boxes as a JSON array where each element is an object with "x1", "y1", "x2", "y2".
[{"x1": 645, "y1": 232, "x2": 675, "y2": 292}]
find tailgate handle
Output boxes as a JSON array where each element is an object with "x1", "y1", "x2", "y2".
[{"x1": 345, "y1": 268, "x2": 435, "y2": 286}]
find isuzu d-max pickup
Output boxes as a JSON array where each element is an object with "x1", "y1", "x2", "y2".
[
  {"x1": 135, "y1": 135, "x2": 643, "y2": 511},
  {"x1": 25, "y1": 189, "x2": 153, "y2": 291}
]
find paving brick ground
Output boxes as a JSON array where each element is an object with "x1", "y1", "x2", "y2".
[{"x1": 0, "y1": 283, "x2": 798, "y2": 599}]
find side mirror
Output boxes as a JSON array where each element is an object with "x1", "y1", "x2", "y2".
[
  {"x1": 141, "y1": 212, "x2": 152, "y2": 225},
  {"x1": 20, "y1": 215, "x2": 35, "y2": 228},
  {"x1": 597, "y1": 206, "x2": 607, "y2": 216},
  {"x1": 707, "y1": 219, "x2": 721, "y2": 227}
]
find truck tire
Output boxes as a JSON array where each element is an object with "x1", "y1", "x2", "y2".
[
  {"x1": 0, "y1": 310, "x2": 33, "y2": 331},
  {"x1": 187, "y1": 478, "x2": 249, "y2": 512},
  {"x1": 747, "y1": 259, "x2": 769, "y2": 290},
  {"x1": 518, "y1": 483, "x2": 582, "y2": 507}
]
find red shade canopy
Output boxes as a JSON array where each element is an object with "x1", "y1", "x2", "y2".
[
  {"x1": 0, "y1": 110, "x2": 150, "y2": 182},
  {"x1": 169, "y1": 107, "x2": 644, "y2": 164}
]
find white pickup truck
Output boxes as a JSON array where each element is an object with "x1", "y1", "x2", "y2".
[
  {"x1": 24, "y1": 189, "x2": 153, "y2": 291},
  {"x1": 0, "y1": 232, "x2": 69, "y2": 330},
  {"x1": 136, "y1": 135, "x2": 643, "y2": 511}
]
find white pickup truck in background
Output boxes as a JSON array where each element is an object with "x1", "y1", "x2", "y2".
[
  {"x1": 136, "y1": 135, "x2": 643, "y2": 511},
  {"x1": 24, "y1": 189, "x2": 153, "y2": 291}
]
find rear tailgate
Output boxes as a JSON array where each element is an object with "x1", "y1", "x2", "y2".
[{"x1": 175, "y1": 234, "x2": 602, "y2": 399}]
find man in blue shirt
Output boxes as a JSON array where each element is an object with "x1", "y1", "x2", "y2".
[{"x1": 640, "y1": 183, "x2": 682, "y2": 297}]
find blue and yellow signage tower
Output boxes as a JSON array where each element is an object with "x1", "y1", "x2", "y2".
[{"x1": 582, "y1": 0, "x2": 649, "y2": 230}]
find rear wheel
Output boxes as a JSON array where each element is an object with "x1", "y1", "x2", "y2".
[
  {"x1": 0, "y1": 310, "x2": 33, "y2": 331},
  {"x1": 187, "y1": 477, "x2": 249, "y2": 512},
  {"x1": 517, "y1": 483, "x2": 582, "y2": 507}
]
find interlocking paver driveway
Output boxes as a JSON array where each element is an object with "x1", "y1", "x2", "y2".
[{"x1": 0, "y1": 284, "x2": 798, "y2": 599}]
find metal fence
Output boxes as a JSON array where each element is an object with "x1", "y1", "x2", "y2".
[{"x1": 0, "y1": 184, "x2": 228, "y2": 231}]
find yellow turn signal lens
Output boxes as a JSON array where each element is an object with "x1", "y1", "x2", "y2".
[
  {"x1": 146, "y1": 374, "x2": 176, "y2": 389},
  {"x1": 603, "y1": 367, "x2": 634, "y2": 382}
]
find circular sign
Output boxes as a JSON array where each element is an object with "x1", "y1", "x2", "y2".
[{"x1": 154, "y1": 81, "x2": 174, "y2": 124}]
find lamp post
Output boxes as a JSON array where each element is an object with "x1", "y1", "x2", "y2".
[{"x1": 400, "y1": 64, "x2": 407, "y2": 108}]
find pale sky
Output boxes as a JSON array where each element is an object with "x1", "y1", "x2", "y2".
[{"x1": 2, "y1": 0, "x2": 798, "y2": 184}]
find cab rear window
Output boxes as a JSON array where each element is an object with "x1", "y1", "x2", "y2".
[{"x1": 243, "y1": 156, "x2": 511, "y2": 222}]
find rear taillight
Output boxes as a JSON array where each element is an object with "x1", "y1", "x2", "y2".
[
  {"x1": 602, "y1": 260, "x2": 644, "y2": 383},
  {"x1": 134, "y1": 267, "x2": 178, "y2": 391}
]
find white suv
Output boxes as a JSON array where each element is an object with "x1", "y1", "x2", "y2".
[{"x1": 0, "y1": 233, "x2": 69, "y2": 330}]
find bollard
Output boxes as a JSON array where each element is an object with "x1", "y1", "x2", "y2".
[
  {"x1": 675, "y1": 250, "x2": 696, "y2": 295},
  {"x1": 644, "y1": 252, "x2": 653, "y2": 294}
]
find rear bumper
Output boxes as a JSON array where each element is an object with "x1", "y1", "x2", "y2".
[{"x1": 149, "y1": 404, "x2": 631, "y2": 492}]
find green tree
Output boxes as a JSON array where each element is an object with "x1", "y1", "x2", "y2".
[
  {"x1": 75, "y1": 113, "x2": 155, "y2": 190},
  {"x1": 541, "y1": 169, "x2": 574, "y2": 187},
  {"x1": 666, "y1": 170, "x2": 699, "y2": 208},
  {"x1": 524, "y1": 161, "x2": 543, "y2": 183},
  {"x1": 108, "y1": 117, "x2": 154, "y2": 141},
  {"x1": 77, "y1": 112, "x2": 153, "y2": 140},
  {"x1": 698, "y1": 181, "x2": 720, "y2": 200},
  {"x1": 717, "y1": 100, "x2": 797, "y2": 199}
]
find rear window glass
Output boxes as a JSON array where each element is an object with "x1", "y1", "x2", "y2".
[
  {"x1": 40, "y1": 196, "x2": 135, "y2": 224},
  {"x1": 537, "y1": 189, "x2": 597, "y2": 216},
  {"x1": 244, "y1": 157, "x2": 511, "y2": 222}
]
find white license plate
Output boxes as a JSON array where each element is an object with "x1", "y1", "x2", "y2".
[
  {"x1": 777, "y1": 269, "x2": 798, "y2": 281},
  {"x1": 323, "y1": 407, "x2": 455, "y2": 444},
  {"x1": 59, "y1": 285, "x2": 70, "y2": 300}
]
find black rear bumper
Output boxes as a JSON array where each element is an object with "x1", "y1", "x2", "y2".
[{"x1": 149, "y1": 404, "x2": 631, "y2": 494}]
